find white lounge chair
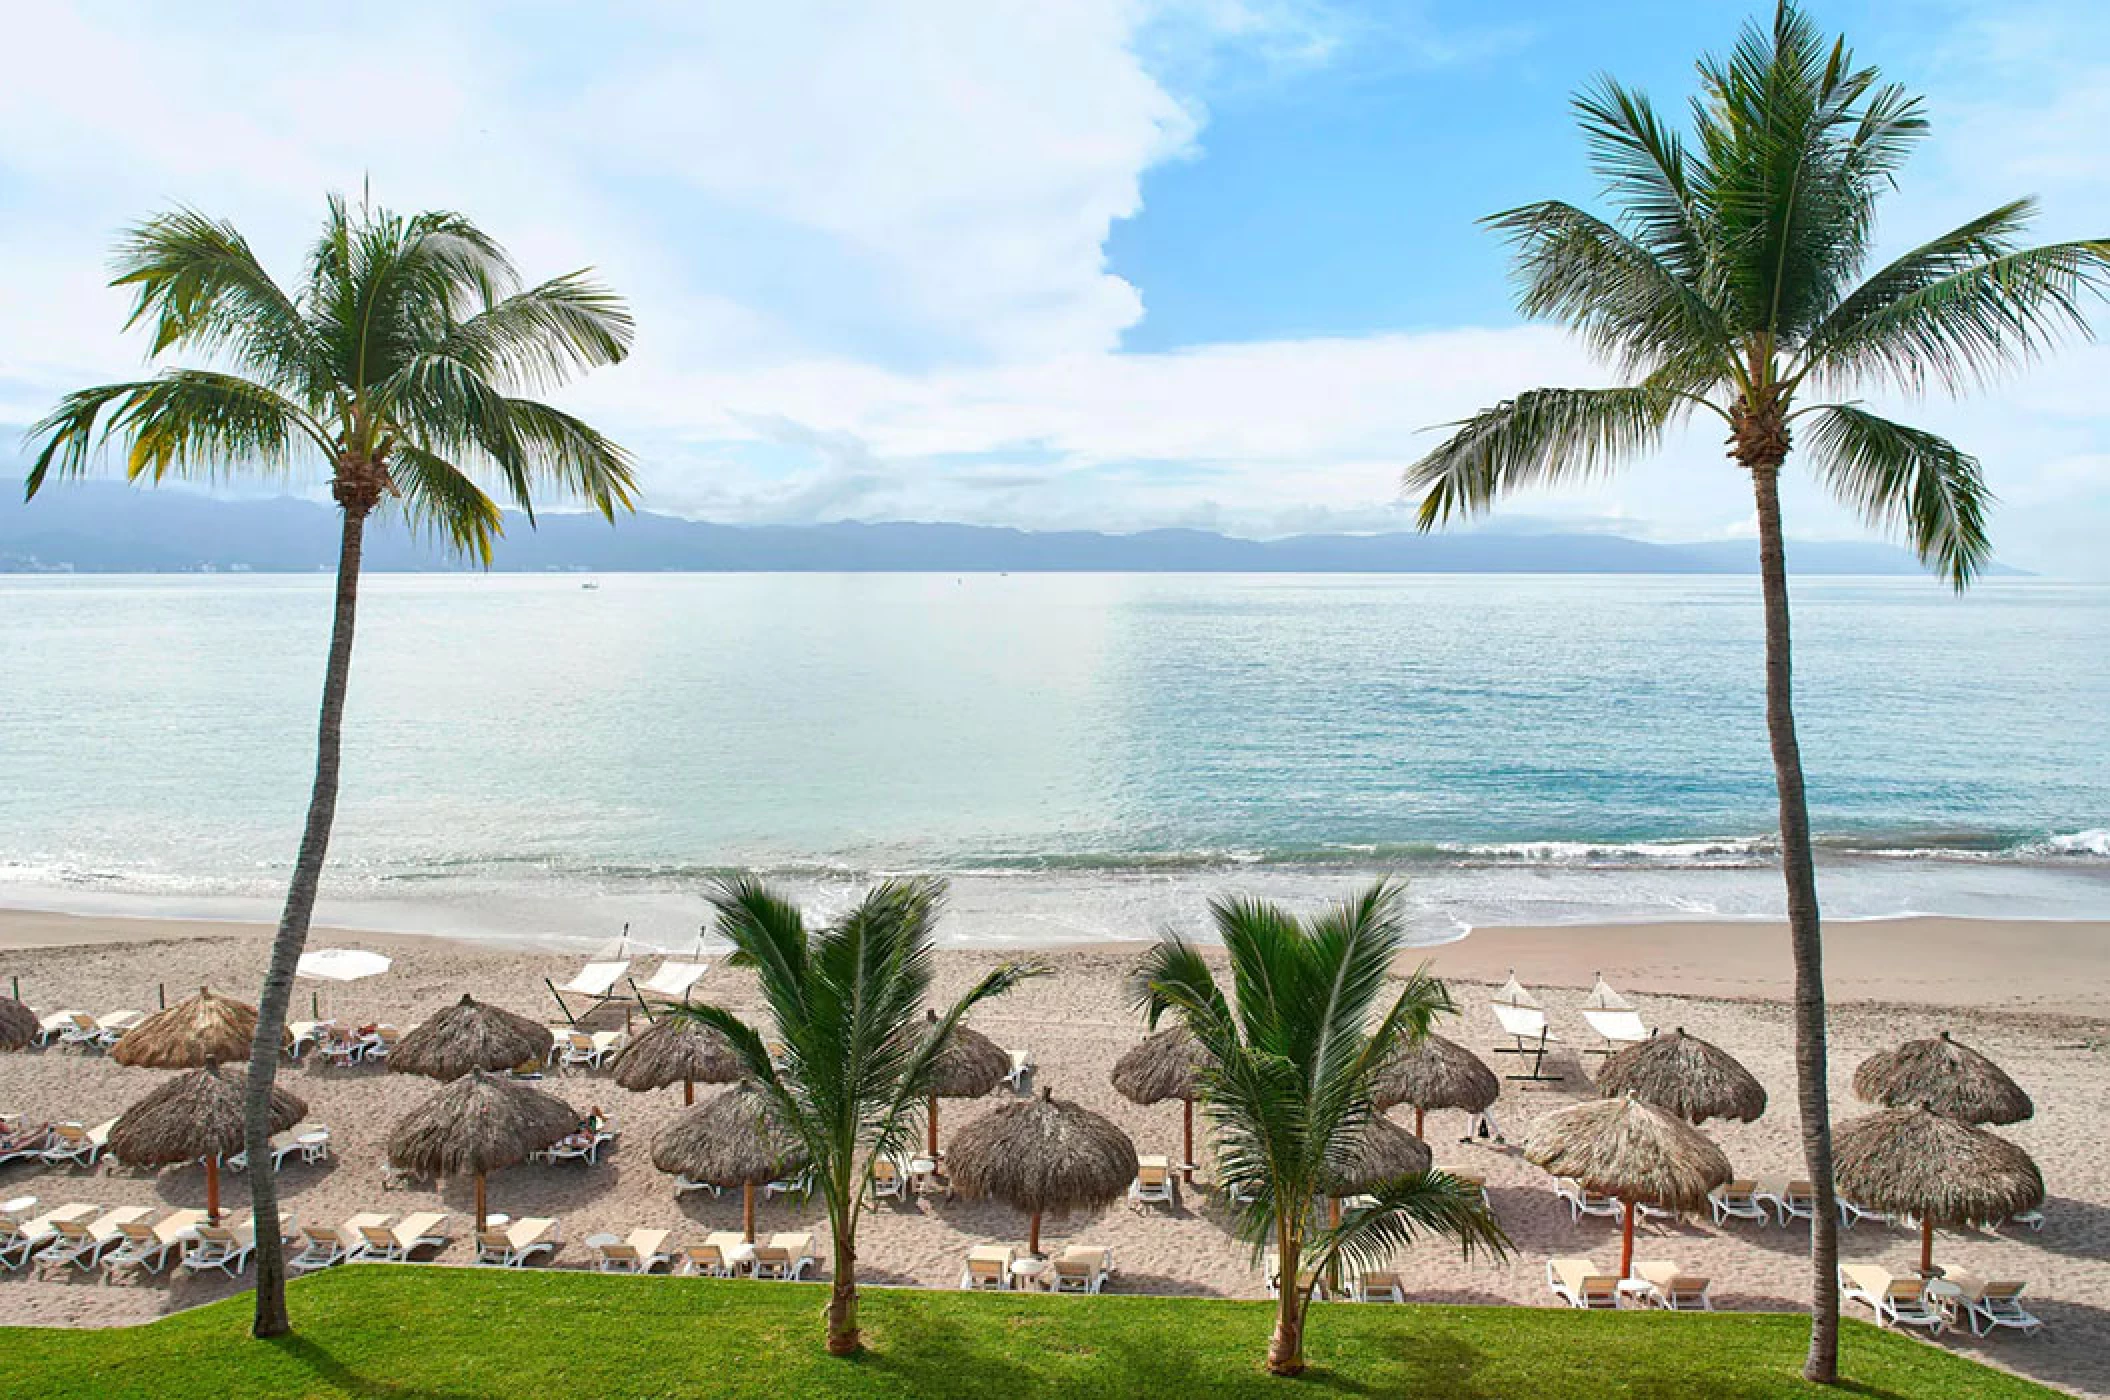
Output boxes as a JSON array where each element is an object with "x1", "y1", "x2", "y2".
[
  {"x1": 1940, "y1": 1272, "x2": 2042, "y2": 1337},
  {"x1": 674, "y1": 1175, "x2": 722, "y2": 1199},
  {"x1": 560, "y1": 1029, "x2": 626, "y2": 1069},
  {"x1": 292, "y1": 1215, "x2": 387, "y2": 1273},
  {"x1": 591, "y1": 1228, "x2": 674, "y2": 1274},
  {"x1": 358, "y1": 1211, "x2": 451, "y2": 1263},
  {"x1": 104, "y1": 1209, "x2": 208, "y2": 1275},
  {"x1": 1546, "y1": 1257, "x2": 1620, "y2": 1309},
  {"x1": 1709, "y1": 1179, "x2": 1769, "y2": 1226},
  {"x1": 632, "y1": 960, "x2": 710, "y2": 1006},
  {"x1": 55, "y1": 1011, "x2": 105, "y2": 1050},
  {"x1": 1554, "y1": 1178, "x2": 1624, "y2": 1223},
  {"x1": 1001, "y1": 1047, "x2": 1033, "y2": 1091},
  {"x1": 1349, "y1": 1266, "x2": 1405, "y2": 1303},
  {"x1": 180, "y1": 1213, "x2": 280, "y2": 1276},
  {"x1": 1840, "y1": 1265, "x2": 1945, "y2": 1333},
  {"x1": 0, "y1": 1119, "x2": 52, "y2": 1166},
  {"x1": 1632, "y1": 1260, "x2": 1713, "y2": 1310},
  {"x1": 1837, "y1": 1196, "x2": 1891, "y2": 1228},
  {"x1": 763, "y1": 1165, "x2": 814, "y2": 1201},
  {"x1": 534, "y1": 1122, "x2": 617, "y2": 1165},
  {"x1": 39, "y1": 1118, "x2": 117, "y2": 1170},
  {"x1": 93, "y1": 1010, "x2": 144, "y2": 1049},
  {"x1": 40, "y1": 1206, "x2": 154, "y2": 1270},
  {"x1": 869, "y1": 1157, "x2": 910, "y2": 1204},
  {"x1": 1756, "y1": 1177, "x2": 1816, "y2": 1227},
  {"x1": 960, "y1": 1244, "x2": 1015, "y2": 1290},
  {"x1": 2, "y1": 1203, "x2": 101, "y2": 1270},
  {"x1": 33, "y1": 1010, "x2": 84, "y2": 1046},
  {"x1": 1052, "y1": 1244, "x2": 1113, "y2": 1295},
  {"x1": 1490, "y1": 996, "x2": 1561, "y2": 1082},
  {"x1": 475, "y1": 1217, "x2": 561, "y2": 1268},
  {"x1": 229, "y1": 1121, "x2": 330, "y2": 1172},
  {"x1": 0, "y1": 1200, "x2": 43, "y2": 1268},
  {"x1": 752, "y1": 1232, "x2": 817, "y2": 1280},
  {"x1": 1129, "y1": 1154, "x2": 1175, "y2": 1208},
  {"x1": 681, "y1": 1239, "x2": 738, "y2": 1278}
]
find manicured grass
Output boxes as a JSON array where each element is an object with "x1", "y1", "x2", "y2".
[{"x1": 0, "y1": 1267, "x2": 2054, "y2": 1400}]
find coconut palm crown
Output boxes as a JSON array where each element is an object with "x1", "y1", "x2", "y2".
[
  {"x1": 23, "y1": 193, "x2": 635, "y2": 1341},
  {"x1": 1402, "y1": 6, "x2": 2107, "y2": 1383},
  {"x1": 1131, "y1": 881, "x2": 1506, "y2": 1378},
  {"x1": 670, "y1": 876, "x2": 1037, "y2": 1358}
]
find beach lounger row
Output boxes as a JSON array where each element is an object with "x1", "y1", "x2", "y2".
[
  {"x1": 30, "y1": 1009, "x2": 143, "y2": 1052},
  {"x1": 960, "y1": 1243, "x2": 1113, "y2": 1293},
  {"x1": 671, "y1": 1231, "x2": 820, "y2": 1279},
  {"x1": 227, "y1": 1121, "x2": 332, "y2": 1172},
  {"x1": 287, "y1": 1022, "x2": 399, "y2": 1065},
  {"x1": 290, "y1": 1212, "x2": 453, "y2": 1271},
  {"x1": 1840, "y1": 1265, "x2": 1945, "y2": 1333},
  {"x1": 1545, "y1": 1257, "x2": 1712, "y2": 1310},
  {"x1": 0, "y1": 1201, "x2": 276, "y2": 1276}
]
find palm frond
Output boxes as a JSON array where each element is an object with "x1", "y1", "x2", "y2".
[
  {"x1": 440, "y1": 272, "x2": 635, "y2": 392},
  {"x1": 389, "y1": 443, "x2": 504, "y2": 565},
  {"x1": 1803, "y1": 404, "x2": 1992, "y2": 589},
  {"x1": 1310, "y1": 1171, "x2": 1511, "y2": 1282},
  {"x1": 26, "y1": 372, "x2": 332, "y2": 496},
  {"x1": 482, "y1": 398, "x2": 638, "y2": 522},
  {"x1": 1405, "y1": 383, "x2": 1689, "y2": 528},
  {"x1": 1571, "y1": 79, "x2": 1712, "y2": 289}
]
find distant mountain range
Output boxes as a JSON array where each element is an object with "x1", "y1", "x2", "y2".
[{"x1": 0, "y1": 482, "x2": 2023, "y2": 576}]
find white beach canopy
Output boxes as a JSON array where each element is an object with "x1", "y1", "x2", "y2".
[
  {"x1": 1491, "y1": 971, "x2": 1540, "y2": 1009},
  {"x1": 296, "y1": 949, "x2": 392, "y2": 982},
  {"x1": 1583, "y1": 975, "x2": 1632, "y2": 1010}
]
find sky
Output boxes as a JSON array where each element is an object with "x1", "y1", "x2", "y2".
[{"x1": 2, "y1": 0, "x2": 2107, "y2": 576}]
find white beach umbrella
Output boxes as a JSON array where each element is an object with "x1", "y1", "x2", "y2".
[
  {"x1": 295, "y1": 948, "x2": 392, "y2": 1018},
  {"x1": 1492, "y1": 970, "x2": 1541, "y2": 1009},
  {"x1": 1583, "y1": 974, "x2": 1633, "y2": 1011}
]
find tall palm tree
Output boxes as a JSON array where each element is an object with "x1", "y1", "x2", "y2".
[
  {"x1": 1131, "y1": 881, "x2": 1507, "y2": 1377},
  {"x1": 24, "y1": 195, "x2": 636, "y2": 1337},
  {"x1": 1403, "y1": 5, "x2": 2108, "y2": 1380},
  {"x1": 675, "y1": 876, "x2": 1036, "y2": 1357}
]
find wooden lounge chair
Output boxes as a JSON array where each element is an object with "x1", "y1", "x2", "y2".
[
  {"x1": 1756, "y1": 1177, "x2": 1816, "y2": 1227},
  {"x1": 960, "y1": 1244, "x2": 1015, "y2": 1290},
  {"x1": 292, "y1": 1215, "x2": 387, "y2": 1272},
  {"x1": 1546, "y1": 1257, "x2": 1620, "y2": 1309},
  {"x1": 1128, "y1": 1155, "x2": 1175, "y2": 1208},
  {"x1": 180, "y1": 1213, "x2": 277, "y2": 1276},
  {"x1": 869, "y1": 1157, "x2": 910, "y2": 1204},
  {"x1": 590, "y1": 1228, "x2": 673, "y2": 1274},
  {"x1": 1709, "y1": 1179, "x2": 1768, "y2": 1226},
  {"x1": 475, "y1": 1217, "x2": 560, "y2": 1268},
  {"x1": 1633, "y1": 1261, "x2": 1712, "y2": 1310},
  {"x1": 1350, "y1": 1267, "x2": 1405, "y2": 1303},
  {"x1": 105, "y1": 1209, "x2": 207, "y2": 1275},
  {"x1": 39, "y1": 1119, "x2": 117, "y2": 1169},
  {"x1": 1554, "y1": 1178, "x2": 1623, "y2": 1223},
  {"x1": 1053, "y1": 1245, "x2": 1113, "y2": 1295},
  {"x1": 359, "y1": 1212, "x2": 451, "y2": 1263},
  {"x1": 1840, "y1": 1265, "x2": 1944, "y2": 1333},
  {"x1": 682, "y1": 1240, "x2": 735, "y2": 1277},
  {"x1": 2, "y1": 1203, "x2": 101, "y2": 1270},
  {"x1": 39, "y1": 1206, "x2": 153, "y2": 1270},
  {"x1": 752, "y1": 1232, "x2": 816, "y2": 1280},
  {"x1": 1941, "y1": 1272, "x2": 2042, "y2": 1337}
]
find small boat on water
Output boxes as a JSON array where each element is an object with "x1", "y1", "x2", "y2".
[{"x1": 581, "y1": 578, "x2": 601, "y2": 591}]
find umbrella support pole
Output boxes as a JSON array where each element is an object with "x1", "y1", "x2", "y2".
[
  {"x1": 684, "y1": 1078, "x2": 695, "y2": 1107},
  {"x1": 1182, "y1": 1099, "x2": 1195, "y2": 1180},
  {"x1": 1028, "y1": 1210, "x2": 1042, "y2": 1257},
  {"x1": 206, "y1": 1157, "x2": 220, "y2": 1225},
  {"x1": 1619, "y1": 1199, "x2": 1636, "y2": 1278},
  {"x1": 475, "y1": 1173, "x2": 487, "y2": 1233},
  {"x1": 1920, "y1": 1218, "x2": 1935, "y2": 1277},
  {"x1": 1414, "y1": 1106, "x2": 1426, "y2": 1138},
  {"x1": 743, "y1": 1182, "x2": 756, "y2": 1243}
]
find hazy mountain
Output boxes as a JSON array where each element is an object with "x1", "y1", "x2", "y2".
[{"x1": 0, "y1": 483, "x2": 2023, "y2": 576}]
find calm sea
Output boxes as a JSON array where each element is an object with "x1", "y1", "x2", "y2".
[{"x1": 1, "y1": 572, "x2": 2105, "y2": 947}]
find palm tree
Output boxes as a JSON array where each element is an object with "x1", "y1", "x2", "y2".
[
  {"x1": 1404, "y1": 6, "x2": 2108, "y2": 1381},
  {"x1": 675, "y1": 876, "x2": 1036, "y2": 1356},
  {"x1": 24, "y1": 195, "x2": 636, "y2": 1337},
  {"x1": 1131, "y1": 881, "x2": 1507, "y2": 1377}
]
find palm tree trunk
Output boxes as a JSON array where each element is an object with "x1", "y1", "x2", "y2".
[
  {"x1": 1267, "y1": 1227, "x2": 1306, "y2": 1377},
  {"x1": 826, "y1": 1230, "x2": 859, "y2": 1356},
  {"x1": 245, "y1": 506, "x2": 367, "y2": 1340},
  {"x1": 1750, "y1": 465, "x2": 1840, "y2": 1384}
]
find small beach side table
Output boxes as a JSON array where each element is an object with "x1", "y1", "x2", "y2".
[
  {"x1": 724, "y1": 1241, "x2": 758, "y2": 1277},
  {"x1": 1010, "y1": 1256, "x2": 1050, "y2": 1291},
  {"x1": 1616, "y1": 1277, "x2": 1657, "y2": 1308}
]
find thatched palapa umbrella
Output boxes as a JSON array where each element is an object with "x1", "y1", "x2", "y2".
[
  {"x1": 110, "y1": 987, "x2": 264, "y2": 1068},
  {"x1": 388, "y1": 1070, "x2": 577, "y2": 1232},
  {"x1": 1835, "y1": 1105, "x2": 2045, "y2": 1277},
  {"x1": 1854, "y1": 1031, "x2": 2033, "y2": 1126},
  {"x1": 921, "y1": 1008, "x2": 1010, "y2": 1159},
  {"x1": 1595, "y1": 1027, "x2": 1766, "y2": 1125},
  {"x1": 948, "y1": 1086, "x2": 1139, "y2": 1256},
  {"x1": 388, "y1": 994, "x2": 553, "y2": 1082},
  {"x1": 109, "y1": 1062, "x2": 307, "y2": 1223},
  {"x1": 611, "y1": 1015, "x2": 744, "y2": 1106},
  {"x1": 0, "y1": 996, "x2": 36, "y2": 1051},
  {"x1": 1526, "y1": 1095, "x2": 1731, "y2": 1278},
  {"x1": 652, "y1": 1081, "x2": 809, "y2": 1241},
  {"x1": 1373, "y1": 1032, "x2": 1499, "y2": 1138},
  {"x1": 1111, "y1": 1026, "x2": 1213, "y2": 1178},
  {"x1": 1318, "y1": 1114, "x2": 1433, "y2": 1228}
]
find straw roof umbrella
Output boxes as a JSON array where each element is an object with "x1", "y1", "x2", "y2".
[
  {"x1": 1853, "y1": 1030, "x2": 2033, "y2": 1126},
  {"x1": 388, "y1": 994, "x2": 553, "y2": 1082},
  {"x1": 1525, "y1": 1095, "x2": 1731, "y2": 1278},
  {"x1": 1373, "y1": 1032, "x2": 1499, "y2": 1138},
  {"x1": 610, "y1": 1016, "x2": 744, "y2": 1106},
  {"x1": 1595, "y1": 1027, "x2": 1766, "y2": 1125},
  {"x1": 1111, "y1": 1026, "x2": 1213, "y2": 1179},
  {"x1": 1314, "y1": 1113, "x2": 1434, "y2": 1233},
  {"x1": 921, "y1": 1008, "x2": 1010, "y2": 1159},
  {"x1": 109, "y1": 987, "x2": 262, "y2": 1068},
  {"x1": 1835, "y1": 1105, "x2": 2045, "y2": 1277},
  {"x1": 0, "y1": 996, "x2": 35, "y2": 1051},
  {"x1": 387, "y1": 1070, "x2": 577, "y2": 1232},
  {"x1": 948, "y1": 1086, "x2": 1139, "y2": 1257},
  {"x1": 109, "y1": 1062, "x2": 307, "y2": 1223},
  {"x1": 651, "y1": 1081, "x2": 809, "y2": 1242}
]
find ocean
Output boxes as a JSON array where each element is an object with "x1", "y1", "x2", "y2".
[{"x1": 1, "y1": 572, "x2": 2105, "y2": 948}]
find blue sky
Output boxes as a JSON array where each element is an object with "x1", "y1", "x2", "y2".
[{"x1": 3, "y1": 1, "x2": 2107, "y2": 574}]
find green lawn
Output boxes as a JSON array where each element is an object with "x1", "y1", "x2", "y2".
[{"x1": 0, "y1": 1268, "x2": 2055, "y2": 1400}]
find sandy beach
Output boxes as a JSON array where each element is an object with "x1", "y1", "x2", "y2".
[{"x1": 1, "y1": 907, "x2": 2103, "y2": 1397}]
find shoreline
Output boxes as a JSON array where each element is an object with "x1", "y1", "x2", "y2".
[{"x1": 3, "y1": 905, "x2": 2103, "y2": 1018}]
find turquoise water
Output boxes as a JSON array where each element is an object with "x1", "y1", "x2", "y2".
[{"x1": 0, "y1": 573, "x2": 2104, "y2": 944}]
